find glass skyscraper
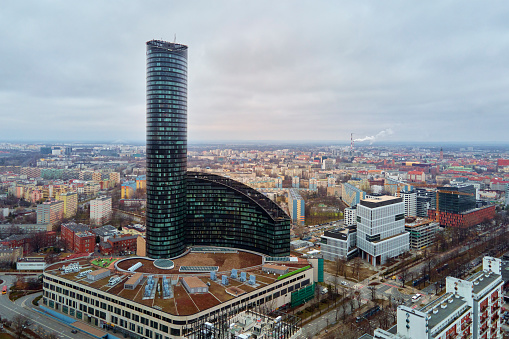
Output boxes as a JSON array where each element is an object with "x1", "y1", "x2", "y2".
[{"x1": 146, "y1": 40, "x2": 187, "y2": 258}]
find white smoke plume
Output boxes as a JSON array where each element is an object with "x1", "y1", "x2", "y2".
[{"x1": 354, "y1": 128, "x2": 394, "y2": 144}]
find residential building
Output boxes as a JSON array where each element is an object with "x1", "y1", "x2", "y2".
[
  {"x1": 320, "y1": 226, "x2": 357, "y2": 261},
  {"x1": 288, "y1": 188, "x2": 305, "y2": 226},
  {"x1": 400, "y1": 189, "x2": 417, "y2": 217},
  {"x1": 344, "y1": 206, "x2": 357, "y2": 226},
  {"x1": 92, "y1": 171, "x2": 102, "y2": 182},
  {"x1": 404, "y1": 218, "x2": 439, "y2": 250},
  {"x1": 106, "y1": 235, "x2": 137, "y2": 255},
  {"x1": 90, "y1": 196, "x2": 112, "y2": 226},
  {"x1": 506, "y1": 183, "x2": 509, "y2": 206},
  {"x1": 56, "y1": 191, "x2": 78, "y2": 218},
  {"x1": 109, "y1": 172, "x2": 120, "y2": 184},
  {"x1": 61, "y1": 223, "x2": 91, "y2": 251},
  {"x1": 356, "y1": 196, "x2": 409, "y2": 266},
  {"x1": 309, "y1": 178, "x2": 318, "y2": 190},
  {"x1": 121, "y1": 181, "x2": 136, "y2": 199},
  {"x1": 292, "y1": 176, "x2": 300, "y2": 188},
  {"x1": 73, "y1": 231, "x2": 95, "y2": 254},
  {"x1": 371, "y1": 256, "x2": 502, "y2": 339},
  {"x1": 36, "y1": 199, "x2": 64, "y2": 227},
  {"x1": 341, "y1": 182, "x2": 366, "y2": 207}
]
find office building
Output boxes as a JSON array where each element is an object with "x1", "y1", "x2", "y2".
[
  {"x1": 404, "y1": 218, "x2": 439, "y2": 250},
  {"x1": 90, "y1": 196, "x2": 112, "y2": 225},
  {"x1": 146, "y1": 40, "x2": 188, "y2": 259},
  {"x1": 356, "y1": 196, "x2": 409, "y2": 266},
  {"x1": 288, "y1": 189, "x2": 305, "y2": 226},
  {"x1": 400, "y1": 189, "x2": 417, "y2": 217},
  {"x1": 320, "y1": 226, "x2": 357, "y2": 261},
  {"x1": 42, "y1": 252, "x2": 317, "y2": 338},
  {"x1": 416, "y1": 188, "x2": 433, "y2": 217},
  {"x1": 186, "y1": 172, "x2": 291, "y2": 257}
]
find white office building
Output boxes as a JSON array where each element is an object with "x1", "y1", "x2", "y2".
[
  {"x1": 90, "y1": 195, "x2": 112, "y2": 226},
  {"x1": 320, "y1": 226, "x2": 357, "y2": 261},
  {"x1": 356, "y1": 196, "x2": 409, "y2": 266},
  {"x1": 400, "y1": 189, "x2": 417, "y2": 217}
]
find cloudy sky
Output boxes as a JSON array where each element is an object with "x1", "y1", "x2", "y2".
[{"x1": 1, "y1": 1, "x2": 509, "y2": 144}]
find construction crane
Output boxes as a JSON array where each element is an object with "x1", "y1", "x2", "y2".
[
  {"x1": 383, "y1": 182, "x2": 474, "y2": 225},
  {"x1": 433, "y1": 189, "x2": 474, "y2": 225}
]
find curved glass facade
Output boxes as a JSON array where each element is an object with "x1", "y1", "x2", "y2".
[
  {"x1": 186, "y1": 172, "x2": 291, "y2": 256},
  {"x1": 146, "y1": 40, "x2": 187, "y2": 258}
]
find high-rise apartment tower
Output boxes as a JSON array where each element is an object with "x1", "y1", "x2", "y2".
[{"x1": 146, "y1": 40, "x2": 188, "y2": 258}]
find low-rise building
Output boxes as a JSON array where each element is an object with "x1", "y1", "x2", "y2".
[
  {"x1": 404, "y1": 218, "x2": 439, "y2": 250},
  {"x1": 320, "y1": 226, "x2": 357, "y2": 261}
]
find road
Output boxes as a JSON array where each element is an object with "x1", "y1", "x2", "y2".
[{"x1": 0, "y1": 274, "x2": 93, "y2": 339}]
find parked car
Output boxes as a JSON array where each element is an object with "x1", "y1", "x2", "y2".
[{"x1": 411, "y1": 294, "x2": 422, "y2": 302}]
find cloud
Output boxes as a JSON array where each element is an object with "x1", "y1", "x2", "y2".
[{"x1": 1, "y1": 1, "x2": 509, "y2": 142}]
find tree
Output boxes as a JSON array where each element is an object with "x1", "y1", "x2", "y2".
[
  {"x1": 399, "y1": 265, "x2": 409, "y2": 288},
  {"x1": 352, "y1": 257, "x2": 363, "y2": 281},
  {"x1": 368, "y1": 284, "x2": 377, "y2": 301},
  {"x1": 12, "y1": 314, "x2": 31, "y2": 339}
]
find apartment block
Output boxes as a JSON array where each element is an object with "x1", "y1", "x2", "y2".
[
  {"x1": 400, "y1": 189, "x2": 417, "y2": 217},
  {"x1": 36, "y1": 199, "x2": 64, "y2": 227},
  {"x1": 369, "y1": 256, "x2": 502, "y2": 339},
  {"x1": 90, "y1": 196, "x2": 112, "y2": 226},
  {"x1": 56, "y1": 191, "x2": 78, "y2": 218},
  {"x1": 344, "y1": 206, "x2": 357, "y2": 226},
  {"x1": 288, "y1": 189, "x2": 305, "y2": 226}
]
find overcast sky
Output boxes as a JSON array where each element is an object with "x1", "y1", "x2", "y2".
[{"x1": 1, "y1": 1, "x2": 509, "y2": 144}]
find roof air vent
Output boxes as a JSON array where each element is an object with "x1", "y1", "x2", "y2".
[{"x1": 433, "y1": 308, "x2": 439, "y2": 314}]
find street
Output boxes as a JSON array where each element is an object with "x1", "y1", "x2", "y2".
[{"x1": 0, "y1": 274, "x2": 93, "y2": 339}]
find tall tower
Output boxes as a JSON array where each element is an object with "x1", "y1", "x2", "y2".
[{"x1": 146, "y1": 40, "x2": 188, "y2": 258}]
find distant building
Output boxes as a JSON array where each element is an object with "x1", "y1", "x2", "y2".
[
  {"x1": 341, "y1": 182, "x2": 366, "y2": 207},
  {"x1": 309, "y1": 178, "x2": 318, "y2": 191},
  {"x1": 356, "y1": 196, "x2": 409, "y2": 266},
  {"x1": 109, "y1": 172, "x2": 121, "y2": 184},
  {"x1": 288, "y1": 189, "x2": 305, "y2": 226},
  {"x1": 292, "y1": 176, "x2": 300, "y2": 188},
  {"x1": 121, "y1": 181, "x2": 136, "y2": 199},
  {"x1": 90, "y1": 196, "x2": 112, "y2": 226},
  {"x1": 506, "y1": 183, "x2": 509, "y2": 206}
]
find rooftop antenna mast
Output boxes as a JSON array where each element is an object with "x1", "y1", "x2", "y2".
[{"x1": 174, "y1": 34, "x2": 177, "y2": 43}]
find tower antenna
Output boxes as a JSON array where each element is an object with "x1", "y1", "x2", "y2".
[{"x1": 174, "y1": 34, "x2": 177, "y2": 43}]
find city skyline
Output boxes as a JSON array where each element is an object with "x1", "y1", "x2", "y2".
[{"x1": 2, "y1": 1, "x2": 509, "y2": 143}]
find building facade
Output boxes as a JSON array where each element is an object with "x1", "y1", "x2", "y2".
[
  {"x1": 344, "y1": 206, "x2": 357, "y2": 226},
  {"x1": 400, "y1": 189, "x2": 417, "y2": 217},
  {"x1": 36, "y1": 199, "x2": 64, "y2": 227},
  {"x1": 186, "y1": 172, "x2": 291, "y2": 257},
  {"x1": 90, "y1": 196, "x2": 112, "y2": 226},
  {"x1": 56, "y1": 191, "x2": 78, "y2": 218},
  {"x1": 320, "y1": 226, "x2": 357, "y2": 261},
  {"x1": 404, "y1": 218, "x2": 439, "y2": 250},
  {"x1": 146, "y1": 40, "x2": 188, "y2": 259},
  {"x1": 288, "y1": 189, "x2": 305, "y2": 226},
  {"x1": 356, "y1": 196, "x2": 409, "y2": 266}
]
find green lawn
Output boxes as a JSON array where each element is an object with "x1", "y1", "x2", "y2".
[{"x1": 91, "y1": 258, "x2": 118, "y2": 267}]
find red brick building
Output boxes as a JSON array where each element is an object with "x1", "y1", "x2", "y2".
[
  {"x1": 73, "y1": 231, "x2": 95, "y2": 254},
  {"x1": 61, "y1": 223, "x2": 92, "y2": 252},
  {"x1": 106, "y1": 235, "x2": 138, "y2": 255},
  {"x1": 428, "y1": 205, "x2": 496, "y2": 228},
  {"x1": 0, "y1": 231, "x2": 56, "y2": 255}
]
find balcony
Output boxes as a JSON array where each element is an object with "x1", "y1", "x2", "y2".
[
  {"x1": 461, "y1": 333, "x2": 472, "y2": 339},
  {"x1": 491, "y1": 314, "x2": 499, "y2": 323},
  {"x1": 461, "y1": 319, "x2": 472, "y2": 330},
  {"x1": 479, "y1": 326, "x2": 488, "y2": 337}
]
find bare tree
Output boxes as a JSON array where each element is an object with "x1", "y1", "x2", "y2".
[
  {"x1": 352, "y1": 257, "x2": 363, "y2": 281},
  {"x1": 368, "y1": 285, "x2": 377, "y2": 301},
  {"x1": 12, "y1": 314, "x2": 31, "y2": 339},
  {"x1": 399, "y1": 265, "x2": 409, "y2": 288}
]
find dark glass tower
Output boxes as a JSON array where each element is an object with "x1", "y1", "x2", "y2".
[{"x1": 146, "y1": 40, "x2": 188, "y2": 258}]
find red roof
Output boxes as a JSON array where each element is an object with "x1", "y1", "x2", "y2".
[{"x1": 497, "y1": 159, "x2": 509, "y2": 166}]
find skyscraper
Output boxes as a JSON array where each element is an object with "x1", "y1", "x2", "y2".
[{"x1": 146, "y1": 40, "x2": 188, "y2": 258}]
